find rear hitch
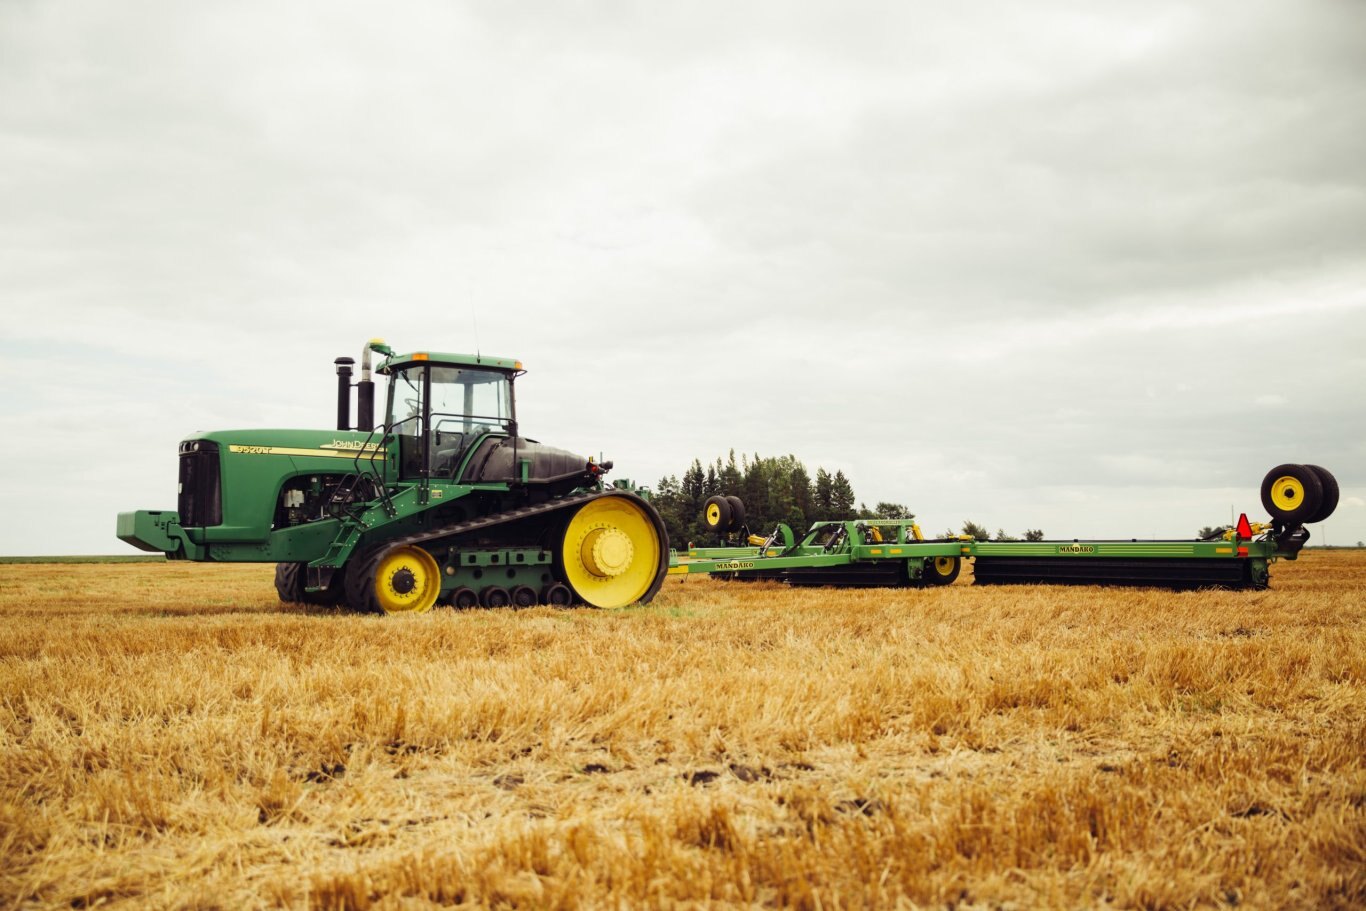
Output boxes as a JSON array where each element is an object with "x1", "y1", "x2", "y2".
[{"x1": 1271, "y1": 522, "x2": 1310, "y2": 559}]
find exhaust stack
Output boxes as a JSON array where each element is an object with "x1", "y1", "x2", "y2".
[
  {"x1": 334, "y1": 357, "x2": 354, "y2": 431},
  {"x1": 356, "y1": 343, "x2": 377, "y2": 433}
]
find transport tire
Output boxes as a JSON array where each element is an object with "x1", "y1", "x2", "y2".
[
  {"x1": 449, "y1": 587, "x2": 479, "y2": 609},
  {"x1": 922, "y1": 556, "x2": 961, "y2": 586},
  {"x1": 1303, "y1": 464, "x2": 1339, "y2": 523},
  {"x1": 509, "y1": 585, "x2": 538, "y2": 609},
  {"x1": 703, "y1": 496, "x2": 732, "y2": 535},
  {"x1": 480, "y1": 586, "x2": 511, "y2": 608},
  {"x1": 724, "y1": 496, "x2": 747, "y2": 532},
  {"x1": 540, "y1": 582, "x2": 573, "y2": 607},
  {"x1": 1260, "y1": 464, "x2": 1323, "y2": 524}
]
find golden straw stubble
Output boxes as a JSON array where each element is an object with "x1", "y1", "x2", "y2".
[{"x1": 1, "y1": 552, "x2": 1363, "y2": 909}]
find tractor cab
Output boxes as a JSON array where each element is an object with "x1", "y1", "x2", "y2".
[
  {"x1": 377, "y1": 352, "x2": 522, "y2": 480},
  {"x1": 354, "y1": 342, "x2": 591, "y2": 493}
]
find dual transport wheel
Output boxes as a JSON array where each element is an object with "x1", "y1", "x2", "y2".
[
  {"x1": 1260, "y1": 464, "x2": 1339, "y2": 525},
  {"x1": 703, "y1": 495, "x2": 747, "y2": 535}
]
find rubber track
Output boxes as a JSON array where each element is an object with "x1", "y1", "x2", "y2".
[
  {"x1": 369, "y1": 489, "x2": 607, "y2": 555},
  {"x1": 355, "y1": 490, "x2": 669, "y2": 608},
  {"x1": 973, "y1": 556, "x2": 1257, "y2": 590}
]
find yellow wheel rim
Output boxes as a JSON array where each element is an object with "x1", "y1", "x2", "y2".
[
  {"x1": 372, "y1": 546, "x2": 441, "y2": 614},
  {"x1": 933, "y1": 557, "x2": 957, "y2": 577},
  {"x1": 562, "y1": 497, "x2": 662, "y2": 608},
  {"x1": 1269, "y1": 476, "x2": 1304, "y2": 513},
  {"x1": 705, "y1": 502, "x2": 722, "y2": 528}
]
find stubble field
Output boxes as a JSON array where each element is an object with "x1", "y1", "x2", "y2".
[{"x1": 1, "y1": 552, "x2": 1363, "y2": 909}]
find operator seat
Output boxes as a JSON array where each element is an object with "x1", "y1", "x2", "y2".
[{"x1": 431, "y1": 432, "x2": 467, "y2": 476}]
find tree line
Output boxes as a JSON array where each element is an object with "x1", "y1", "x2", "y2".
[{"x1": 649, "y1": 452, "x2": 1043, "y2": 549}]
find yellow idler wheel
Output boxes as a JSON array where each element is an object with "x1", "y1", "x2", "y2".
[
  {"x1": 1259, "y1": 463, "x2": 1323, "y2": 524},
  {"x1": 923, "y1": 556, "x2": 961, "y2": 586},
  {"x1": 371, "y1": 545, "x2": 442, "y2": 614},
  {"x1": 561, "y1": 495, "x2": 667, "y2": 608}
]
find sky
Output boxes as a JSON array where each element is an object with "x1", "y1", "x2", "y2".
[{"x1": 2, "y1": 0, "x2": 1364, "y2": 555}]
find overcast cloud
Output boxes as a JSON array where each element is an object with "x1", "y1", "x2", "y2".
[{"x1": 2, "y1": 0, "x2": 1364, "y2": 554}]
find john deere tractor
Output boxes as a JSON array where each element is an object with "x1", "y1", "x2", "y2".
[{"x1": 118, "y1": 340, "x2": 669, "y2": 613}]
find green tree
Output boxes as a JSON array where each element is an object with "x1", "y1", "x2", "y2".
[
  {"x1": 650, "y1": 474, "x2": 683, "y2": 545},
  {"x1": 789, "y1": 463, "x2": 813, "y2": 530},
  {"x1": 961, "y1": 520, "x2": 991, "y2": 541},
  {"x1": 681, "y1": 459, "x2": 705, "y2": 504},
  {"x1": 1023, "y1": 529, "x2": 1045, "y2": 542},
  {"x1": 830, "y1": 471, "x2": 856, "y2": 520},
  {"x1": 993, "y1": 529, "x2": 1019, "y2": 542},
  {"x1": 768, "y1": 455, "x2": 801, "y2": 530},
  {"x1": 720, "y1": 449, "x2": 743, "y2": 494},
  {"x1": 813, "y1": 468, "x2": 834, "y2": 517},
  {"x1": 1197, "y1": 526, "x2": 1226, "y2": 540},
  {"x1": 740, "y1": 453, "x2": 770, "y2": 530},
  {"x1": 680, "y1": 460, "x2": 707, "y2": 545}
]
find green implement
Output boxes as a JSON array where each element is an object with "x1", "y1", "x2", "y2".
[{"x1": 671, "y1": 464, "x2": 1337, "y2": 592}]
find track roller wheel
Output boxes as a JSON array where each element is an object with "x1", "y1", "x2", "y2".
[
  {"x1": 922, "y1": 556, "x2": 961, "y2": 586},
  {"x1": 703, "y1": 496, "x2": 732, "y2": 535},
  {"x1": 509, "y1": 585, "x2": 538, "y2": 609},
  {"x1": 1303, "y1": 464, "x2": 1339, "y2": 523},
  {"x1": 480, "y1": 586, "x2": 511, "y2": 608},
  {"x1": 1260, "y1": 464, "x2": 1323, "y2": 524},
  {"x1": 540, "y1": 582, "x2": 573, "y2": 607},
  {"x1": 560, "y1": 493, "x2": 668, "y2": 608},
  {"x1": 724, "y1": 496, "x2": 746, "y2": 531},
  {"x1": 449, "y1": 587, "x2": 478, "y2": 610}
]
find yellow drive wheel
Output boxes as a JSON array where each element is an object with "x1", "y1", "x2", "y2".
[
  {"x1": 561, "y1": 496, "x2": 666, "y2": 608},
  {"x1": 370, "y1": 545, "x2": 441, "y2": 614},
  {"x1": 923, "y1": 556, "x2": 961, "y2": 586}
]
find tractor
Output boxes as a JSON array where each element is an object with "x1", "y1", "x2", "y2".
[{"x1": 118, "y1": 340, "x2": 669, "y2": 613}]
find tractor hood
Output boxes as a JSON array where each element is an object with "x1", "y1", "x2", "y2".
[
  {"x1": 173, "y1": 428, "x2": 390, "y2": 542},
  {"x1": 189, "y1": 428, "x2": 388, "y2": 463}
]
